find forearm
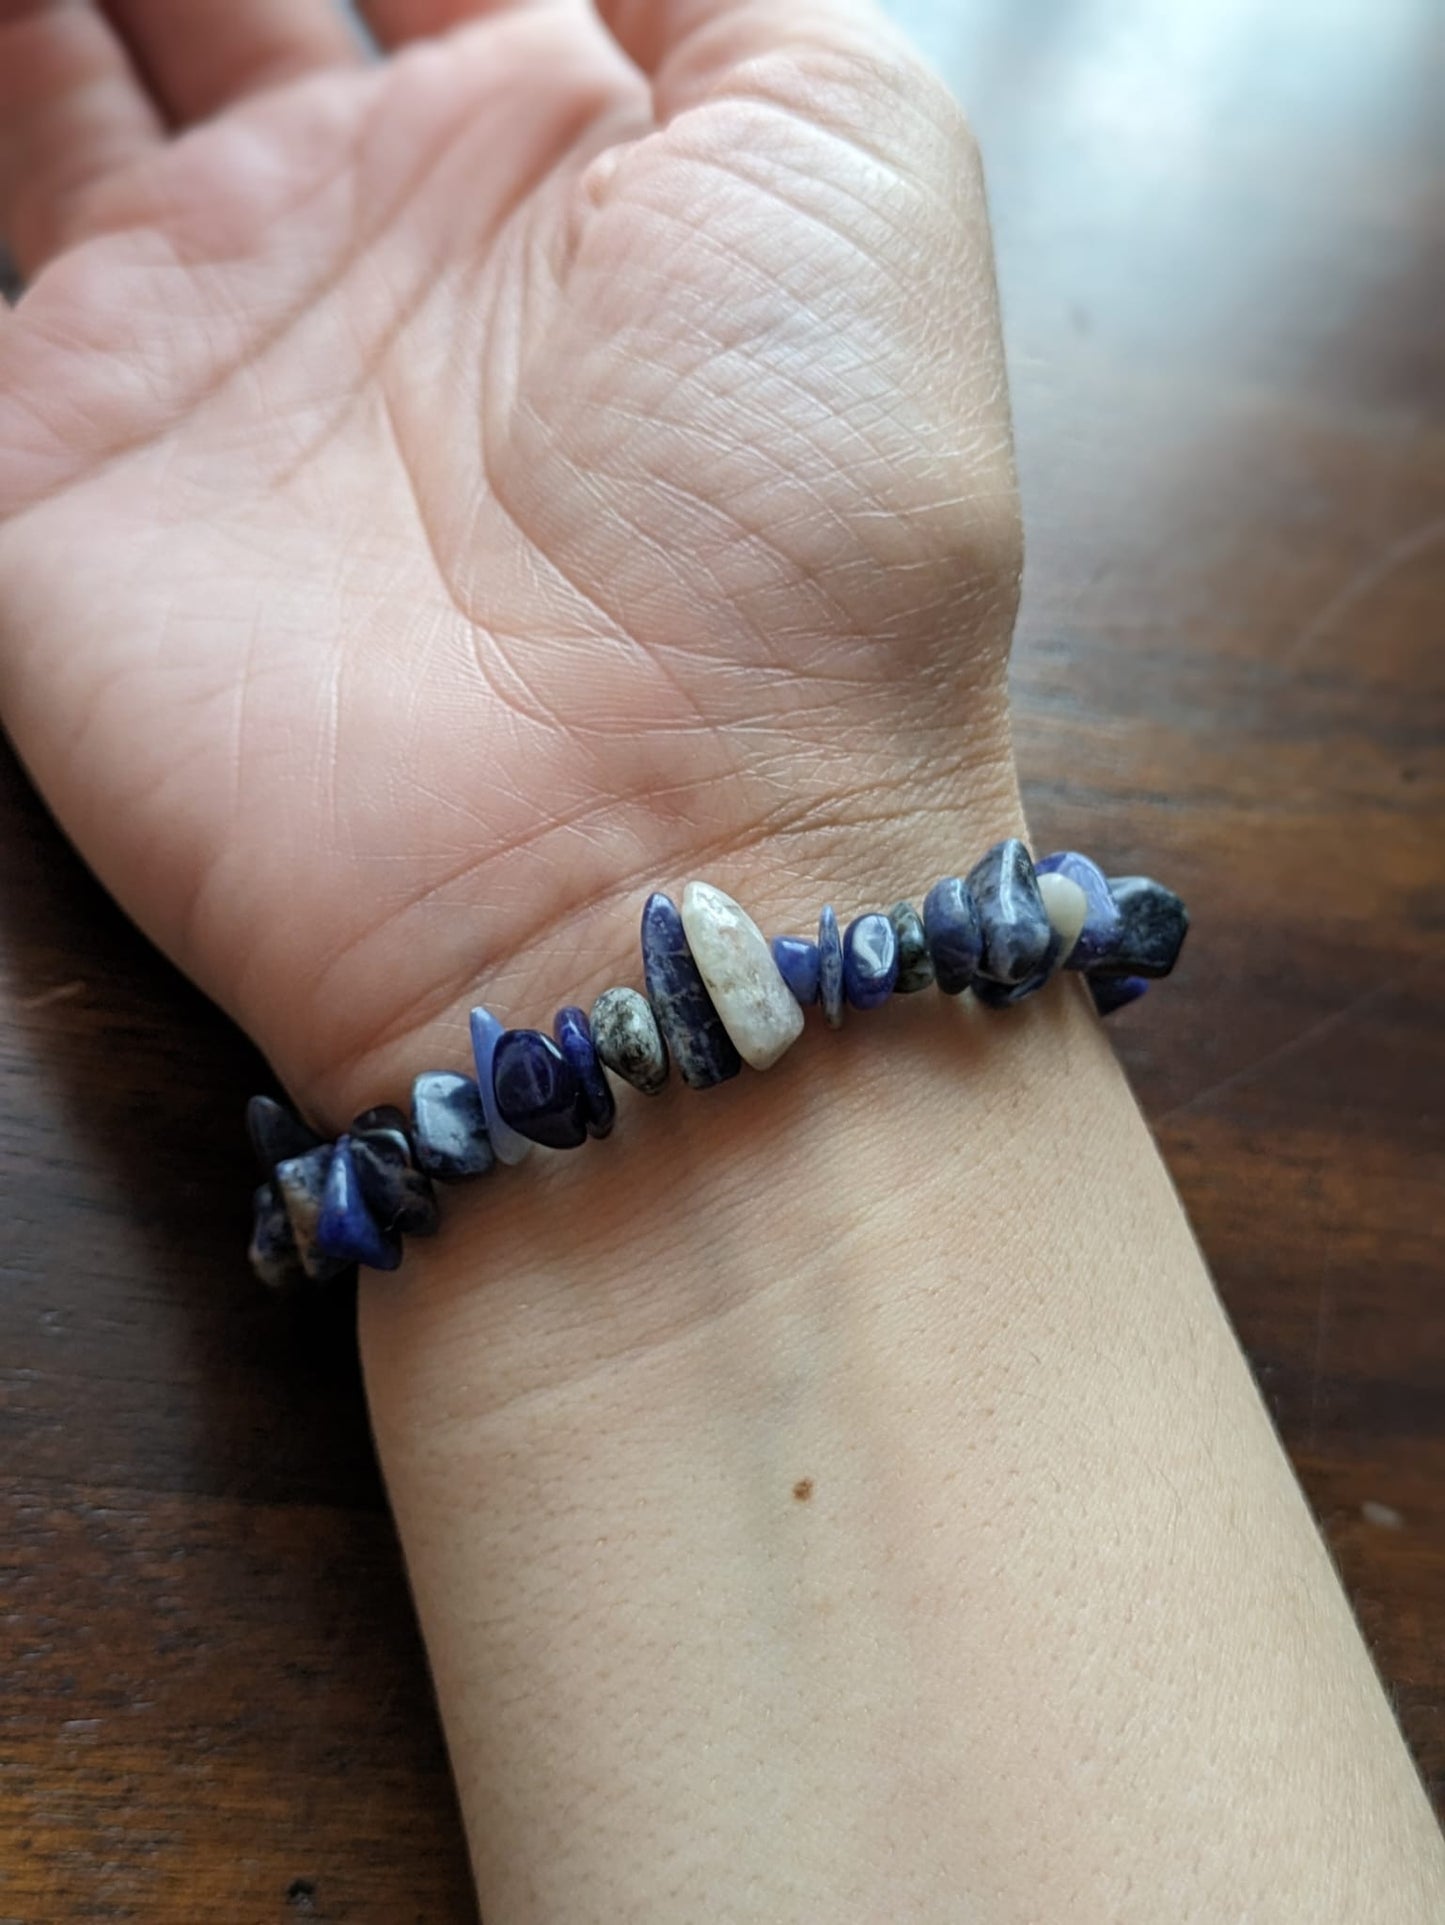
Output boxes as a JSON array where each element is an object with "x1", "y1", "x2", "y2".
[{"x1": 361, "y1": 951, "x2": 1443, "y2": 1923}]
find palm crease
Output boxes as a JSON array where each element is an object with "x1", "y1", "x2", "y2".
[{"x1": 0, "y1": 2, "x2": 1018, "y2": 1121}]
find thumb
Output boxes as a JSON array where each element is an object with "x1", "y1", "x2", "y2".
[{"x1": 598, "y1": 0, "x2": 939, "y2": 121}]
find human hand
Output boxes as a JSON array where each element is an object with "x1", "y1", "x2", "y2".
[{"x1": 0, "y1": 0, "x2": 1021, "y2": 1124}]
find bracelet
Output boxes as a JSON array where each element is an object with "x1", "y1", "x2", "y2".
[{"x1": 246, "y1": 840, "x2": 1187, "y2": 1290}]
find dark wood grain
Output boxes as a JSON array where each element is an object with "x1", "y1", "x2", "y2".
[{"x1": 3, "y1": 1, "x2": 1441, "y2": 1916}]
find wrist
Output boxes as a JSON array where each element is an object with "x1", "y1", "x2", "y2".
[
  {"x1": 295, "y1": 723, "x2": 1025, "y2": 1130},
  {"x1": 351, "y1": 827, "x2": 1441, "y2": 1925},
  {"x1": 356, "y1": 952, "x2": 1113, "y2": 1442}
]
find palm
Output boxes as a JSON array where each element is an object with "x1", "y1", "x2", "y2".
[{"x1": 0, "y1": 3, "x2": 1017, "y2": 1121}]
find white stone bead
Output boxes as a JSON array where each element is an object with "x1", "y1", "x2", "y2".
[
  {"x1": 680, "y1": 881, "x2": 805, "y2": 1071},
  {"x1": 1037, "y1": 871, "x2": 1089, "y2": 962}
]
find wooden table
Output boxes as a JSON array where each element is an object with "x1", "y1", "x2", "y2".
[{"x1": 4, "y1": 1, "x2": 1441, "y2": 1916}]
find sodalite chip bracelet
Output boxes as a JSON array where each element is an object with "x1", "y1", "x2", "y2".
[{"x1": 246, "y1": 840, "x2": 1187, "y2": 1290}]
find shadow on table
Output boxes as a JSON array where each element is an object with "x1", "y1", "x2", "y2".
[{"x1": 0, "y1": 729, "x2": 375, "y2": 1493}]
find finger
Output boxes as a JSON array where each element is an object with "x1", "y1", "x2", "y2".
[
  {"x1": 0, "y1": 1, "x2": 163, "y2": 276},
  {"x1": 596, "y1": 0, "x2": 906, "y2": 112},
  {"x1": 361, "y1": 0, "x2": 580, "y2": 51},
  {"x1": 100, "y1": 0, "x2": 360, "y2": 126}
]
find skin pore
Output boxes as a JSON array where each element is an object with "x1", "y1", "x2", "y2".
[{"x1": 0, "y1": 0, "x2": 1440, "y2": 1918}]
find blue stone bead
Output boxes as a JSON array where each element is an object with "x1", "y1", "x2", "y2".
[
  {"x1": 843, "y1": 912, "x2": 899, "y2": 1009},
  {"x1": 967, "y1": 839, "x2": 1052, "y2": 985},
  {"x1": 921, "y1": 877, "x2": 982, "y2": 995},
  {"x1": 246, "y1": 1095, "x2": 322, "y2": 1173},
  {"x1": 316, "y1": 1137, "x2": 402, "y2": 1271},
  {"x1": 470, "y1": 1006, "x2": 535, "y2": 1163},
  {"x1": 1090, "y1": 974, "x2": 1150, "y2": 1016},
  {"x1": 1098, "y1": 877, "x2": 1189, "y2": 979},
  {"x1": 888, "y1": 901, "x2": 934, "y2": 994},
  {"x1": 350, "y1": 1132, "x2": 439, "y2": 1237},
  {"x1": 771, "y1": 936, "x2": 820, "y2": 1007},
  {"x1": 972, "y1": 966, "x2": 1053, "y2": 1009},
  {"x1": 274, "y1": 1145, "x2": 351, "y2": 1283},
  {"x1": 493, "y1": 1028, "x2": 589, "y2": 1150},
  {"x1": 640, "y1": 892, "x2": 741, "y2": 1089},
  {"x1": 553, "y1": 1006, "x2": 616, "y2": 1140},
  {"x1": 248, "y1": 1180, "x2": 305, "y2": 1292},
  {"x1": 410, "y1": 1071, "x2": 496, "y2": 1182},
  {"x1": 971, "y1": 895, "x2": 1077, "y2": 1011},
  {"x1": 1034, "y1": 852, "x2": 1123, "y2": 970},
  {"x1": 353, "y1": 1120, "x2": 412, "y2": 1170},
  {"x1": 351, "y1": 1103, "x2": 413, "y2": 1153},
  {"x1": 817, "y1": 904, "x2": 845, "y2": 1029}
]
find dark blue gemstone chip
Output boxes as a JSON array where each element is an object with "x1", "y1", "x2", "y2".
[
  {"x1": 921, "y1": 877, "x2": 982, "y2": 994},
  {"x1": 772, "y1": 936, "x2": 821, "y2": 1008},
  {"x1": 350, "y1": 1132, "x2": 439, "y2": 1237},
  {"x1": 316, "y1": 1137, "x2": 402, "y2": 1271},
  {"x1": 552, "y1": 1006, "x2": 617, "y2": 1140},
  {"x1": 274, "y1": 1144, "x2": 351, "y2": 1283},
  {"x1": 640, "y1": 892, "x2": 741, "y2": 1089},
  {"x1": 817, "y1": 905, "x2": 845, "y2": 1028},
  {"x1": 967, "y1": 839, "x2": 1052, "y2": 985},
  {"x1": 1098, "y1": 877, "x2": 1189, "y2": 979},
  {"x1": 843, "y1": 913, "x2": 899, "y2": 1009},
  {"x1": 972, "y1": 969, "x2": 1052, "y2": 1010},
  {"x1": 492, "y1": 1029, "x2": 589, "y2": 1149},
  {"x1": 1090, "y1": 975, "x2": 1150, "y2": 1015},
  {"x1": 246, "y1": 1095, "x2": 322, "y2": 1173}
]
